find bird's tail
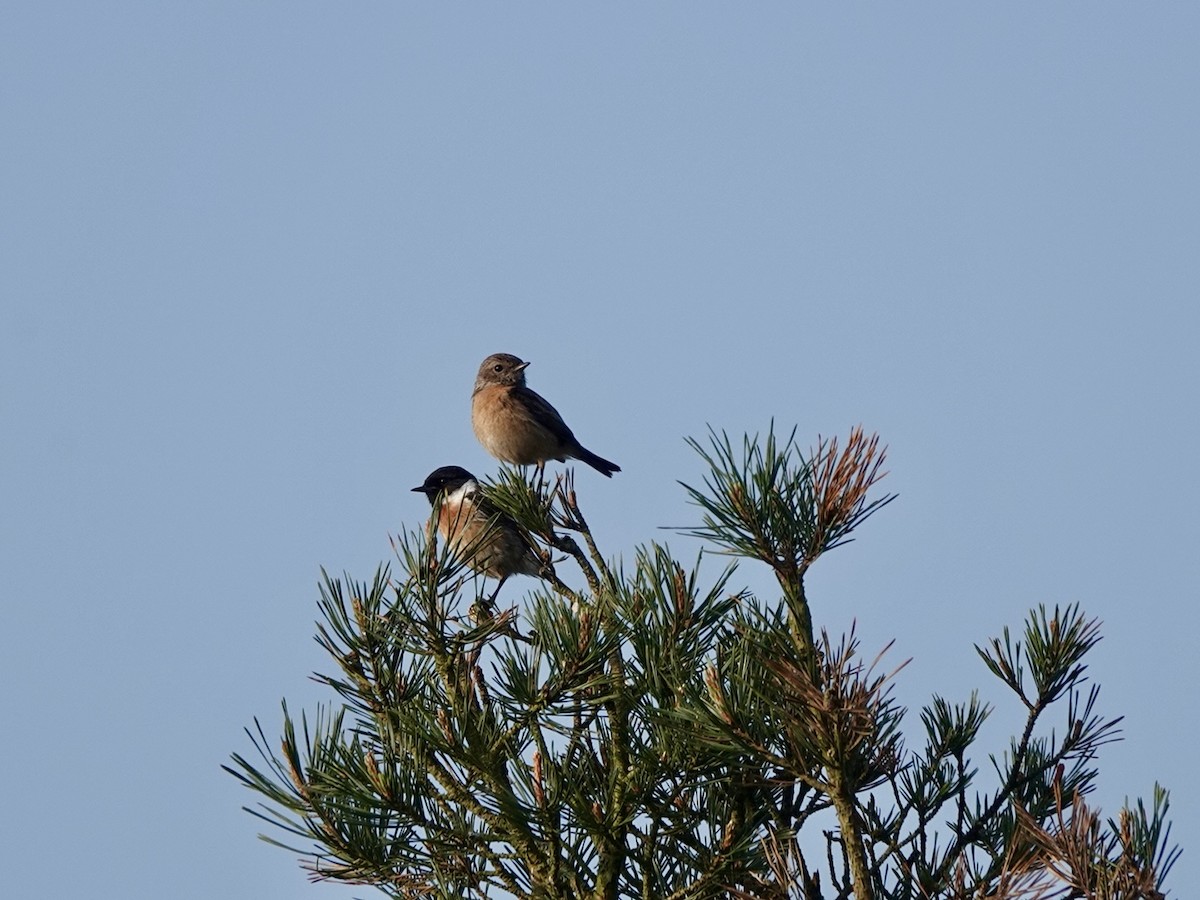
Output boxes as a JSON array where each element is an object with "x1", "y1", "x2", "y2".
[{"x1": 575, "y1": 447, "x2": 621, "y2": 478}]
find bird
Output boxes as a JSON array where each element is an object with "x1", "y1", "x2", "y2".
[
  {"x1": 411, "y1": 465, "x2": 549, "y2": 604},
  {"x1": 471, "y1": 353, "x2": 621, "y2": 477}
]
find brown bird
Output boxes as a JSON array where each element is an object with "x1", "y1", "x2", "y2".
[
  {"x1": 471, "y1": 353, "x2": 621, "y2": 477},
  {"x1": 411, "y1": 465, "x2": 548, "y2": 602}
]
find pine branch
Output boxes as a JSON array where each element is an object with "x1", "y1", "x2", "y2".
[{"x1": 227, "y1": 427, "x2": 1177, "y2": 900}]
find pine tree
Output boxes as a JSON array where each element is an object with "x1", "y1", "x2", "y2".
[{"x1": 227, "y1": 426, "x2": 1179, "y2": 899}]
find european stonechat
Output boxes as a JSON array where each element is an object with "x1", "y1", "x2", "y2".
[
  {"x1": 411, "y1": 466, "x2": 549, "y2": 598},
  {"x1": 471, "y1": 353, "x2": 621, "y2": 477}
]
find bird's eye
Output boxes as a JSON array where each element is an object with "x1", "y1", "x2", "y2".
[{"x1": 493, "y1": 364, "x2": 503, "y2": 373}]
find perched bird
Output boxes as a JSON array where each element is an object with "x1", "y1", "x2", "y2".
[
  {"x1": 471, "y1": 353, "x2": 621, "y2": 477},
  {"x1": 411, "y1": 465, "x2": 547, "y2": 602}
]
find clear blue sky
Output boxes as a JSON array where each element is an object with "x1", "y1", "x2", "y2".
[{"x1": 2, "y1": 4, "x2": 1196, "y2": 897}]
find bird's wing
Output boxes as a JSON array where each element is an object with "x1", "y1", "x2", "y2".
[
  {"x1": 514, "y1": 386, "x2": 577, "y2": 445},
  {"x1": 473, "y1": 491, "x2": 543, "y2": 566},
  {"x1": 469, "y1": 490, "x2": 524, "y2": 537}
]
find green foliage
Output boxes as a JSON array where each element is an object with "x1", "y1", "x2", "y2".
[{"x1": 227, "y1": 425, "x2": 1178, "y2": 899}]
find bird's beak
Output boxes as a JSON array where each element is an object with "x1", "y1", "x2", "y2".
[
  {"x1": 517, "y1": 360, "x2": 531, "y2": 371},
  {"x1": 411, "y1": 486, "x2": 426, "y2": 493}
]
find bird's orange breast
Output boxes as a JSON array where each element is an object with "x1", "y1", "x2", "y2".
[{"x1": 471, "y1": 385, "x2": 561, "y2": 465}]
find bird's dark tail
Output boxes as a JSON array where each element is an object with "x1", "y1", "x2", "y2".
[{"x1": 575, "y1": 446, "x2": 621, "y2": 477}]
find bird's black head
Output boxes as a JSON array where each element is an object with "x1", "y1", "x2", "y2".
[{"x1": 411, "y1": 465, "x2": 477, "y2": 504}]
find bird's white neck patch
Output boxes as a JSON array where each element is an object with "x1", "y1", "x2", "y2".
[{"x1": 445, "y1": 480, "x2": 479, "y2": 505}]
